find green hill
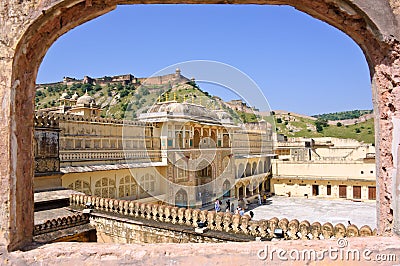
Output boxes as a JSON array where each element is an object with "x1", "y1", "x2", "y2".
[
  {"x1": 35, "y1": 81, "x2": 167, "y2": 119},
  {"x1": 35, "y1": 79, "x2": 243, "y2": 121},
  {"x1": 273, "y1": 114, "x2": 375, "y2": 144},
  {"x1": 312, "y1": 110, "x2": 373, "y2": 120}
]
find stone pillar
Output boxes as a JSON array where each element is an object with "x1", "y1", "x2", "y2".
[
  {"x1": 0, "y1": 57, "x2": 34, "y2": 251},
  {"x1": 394, "y1": 144, "x2": 400, "y2": 235}
]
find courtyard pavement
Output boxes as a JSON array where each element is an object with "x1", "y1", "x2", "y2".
[{"x1": 245, "y1": 196, "x2": 377, "y2": 229}]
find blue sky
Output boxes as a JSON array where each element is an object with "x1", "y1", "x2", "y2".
[{"x1": 37, "y1": 5, "x2": 371, "y2": 115}]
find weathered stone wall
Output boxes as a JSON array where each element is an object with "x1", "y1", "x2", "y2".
[
  {"x1": 92, "y1": 215, "x2": 229, "y2": 244},
  {"x1": 2, "y1": 237, "x2": 400, "y2": 265},
  {"x1": 1, "y1": 0, "x2": 400, "y2": 256}
]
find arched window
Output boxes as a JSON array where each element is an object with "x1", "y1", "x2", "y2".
[
  {"x1": 139, "y1": 174, "x2": 156, "y2": 194},
  {"x1": 68, "y1": 179, "x2": 91, "y2": 195},
  {"x1": 94, "y1": 177, "x2": 116, "y2": 198},
  {"x1": 118, "y1": 175, "x2": 137, "y2": 198},
  {"x1": 175, "y1": 164, "x2": 187, "y2": 182}
]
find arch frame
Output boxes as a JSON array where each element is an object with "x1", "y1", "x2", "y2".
[{"x1": 1, "y1": 0, "x2": 400, "y2": 251}]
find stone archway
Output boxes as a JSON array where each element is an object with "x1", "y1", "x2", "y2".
[{"x1": 1, "y1": 0, "x2": 400, "y2": 251}]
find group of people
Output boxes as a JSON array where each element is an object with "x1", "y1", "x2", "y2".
[
  {"x1": 214, "y1": 199, "x2": 250, "y2": 217},
  {"x1": 214, "y1": 199, "x2": 223, "y2": 212},
  {"x1": 235, "y1": 206, "x2": 245, "y2": 216},
  {"x1": 258, "y1": 193, "x2": 269, "y2": 205}
]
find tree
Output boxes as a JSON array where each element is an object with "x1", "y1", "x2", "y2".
[
  {"x1": 336, "y1": 122, "x2": 342, "y2": 127},
  {"x1": 316, "y1": 123, "x2": 324, "y2": 133},
  {"x1": 276, "y1": 118, "x2": 282, "y2": 123},
  {"x1": 82, "y1": 83, "x2": 93, "y2": 93},
  {"x1": 94, "y1": 85, "x2": 102, "y2": 91},
  {"x1": 116, "y1": 83, "x2": 124, "y2": 91},
  {"x1": 240, "y1": 113, "x2": 247, "y2": 123},
  {"x1": 140, "y1": 87, "x2": 150, "y2": 96},
  {"x1": 315, "y1": 118, "x2": 328, "y2": 133},
  {"x1": 120, "y1": 90, "x2": 129, "y2": 98}
]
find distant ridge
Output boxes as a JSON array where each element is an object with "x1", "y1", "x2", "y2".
[
  {"x1": 312, "y1": 109, "x2": 373, "y2": 121},
  {"x1": 271, "y1": 110, "x2": 317, "y2": 121},
  {"x1": 272, "y1": 109, "x2": 374, "y2": 126}
]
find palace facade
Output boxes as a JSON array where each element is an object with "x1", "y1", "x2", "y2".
[
  {"x1": 34, "y1": 80, "x2": 377, "y2": 206},
  {"x1": 34, "y1": 90, "x2": 274, "y2": 208},
  {"x1": 271, "y1": 136, "x2": 376, "y2": 200}
]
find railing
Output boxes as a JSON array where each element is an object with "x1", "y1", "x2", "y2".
[
  {"x1": 164, "y1": 147, "x2": 273, "y2": 155},
  {"x1": 70, "y1": 194, "x2": 376, "y2": 240},
  {"x1": 33, "y1": 213, "x2": 90, "y2": 236},
  {"x1": 60, "y1": 150, "x2": 162, "y2": 162}
]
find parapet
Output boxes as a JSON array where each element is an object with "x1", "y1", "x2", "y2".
[
  {"x1": 70, "y1": 194, "x2": 376, "y2": 240},
  {"x1": 34, "y1": 112, "x2": 59, "y2": 129},
  {"x1": 35, "y1": 111, "x2": 146, "y2": 126}
]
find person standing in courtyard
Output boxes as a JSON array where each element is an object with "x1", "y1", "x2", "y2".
[{"x1": 215, "y1": 199, "x2": 221, "y2": 212}]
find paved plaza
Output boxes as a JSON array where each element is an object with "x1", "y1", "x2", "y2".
[{"x1": 245, "y1": 196, "x2": 377, "y2": 229}]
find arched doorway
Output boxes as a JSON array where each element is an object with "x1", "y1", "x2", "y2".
[
  {"x1": 258, "y1": 162, "x2": 263, "y2": 174},
  {"x1": 222, "y1": 156, "x2": 231, "y2": 174},
  {"x1": 3, "y1": 0, "x2": 397, "y2": 251},
  {"x1": 223, "y1": 180, "x2": 231, "y2": 198},
  {"x1": 222, "y1": 131, "x2": 230, "y2": 148},
  {"x1": 252, "y1": 162, "x2": 257, "y2": 175},
  {"x1": 193, "y1": 129, "x2": 200, "y2": 148},
  {"x1": 202, "y1": 129, "x2": 209, "y2": 147},
  {"x1": 237, "y1": 163, "x2": 245, "y2": 179},
  {"x1": 175, "y1": 189, "x2": 188, "y2": 208},
  {"x1": 176, "y1": 132, "x2": 183, "y2": 149},
  {"x1": 238, "y1": 186, "x2": 244, "y2": 199},
  {"x1": 245, "y1": 162, "x2": 251, "y2": 177},
  {"x1": 210, "y1": 130, "x2": 217, "y2": 145}
]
